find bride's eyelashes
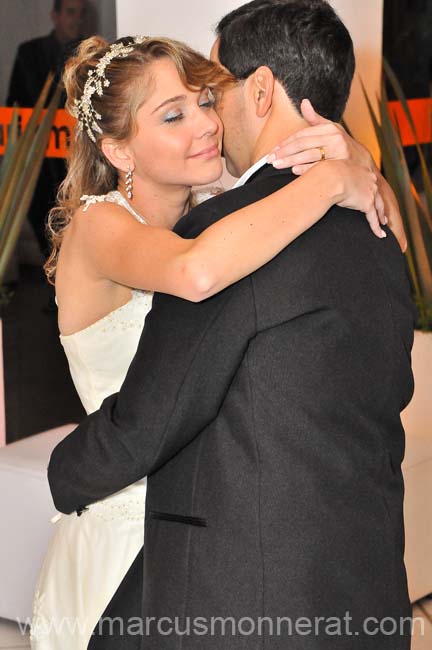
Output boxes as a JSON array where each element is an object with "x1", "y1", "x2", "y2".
[
  {"x1": 162, "y1": 93, "x2": 217, "y2": 125},
  {"x1": 164, "y1": 112, "x2": 184, "y2": 124}
]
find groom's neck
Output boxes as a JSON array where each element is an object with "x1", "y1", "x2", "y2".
[{"x1": 250, "y1": 111, "x2": 308, "y2": 167}]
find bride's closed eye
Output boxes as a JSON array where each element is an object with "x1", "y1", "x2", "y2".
[
  {"x1": 163, "y1": 90, "x2": 216, "y2": 124},
  {"x1": 200, "y1": 88, "x2": 216, "y2": 109},
  {"x1": 163, "y1": 111, "x2": 184, "y2": 124}
]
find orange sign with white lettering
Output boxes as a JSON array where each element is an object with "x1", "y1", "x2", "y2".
[{"x1": 0, "y1": 107, "x2": 76, "y2": 158}]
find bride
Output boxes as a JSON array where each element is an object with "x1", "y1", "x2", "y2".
[{"x1": 31, "y1": 35, "x2": 402, "y2": 649}]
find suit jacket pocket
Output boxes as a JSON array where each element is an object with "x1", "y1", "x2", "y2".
[{"x1": 147, "y1": 510, "x2": 207, "y2": 527}]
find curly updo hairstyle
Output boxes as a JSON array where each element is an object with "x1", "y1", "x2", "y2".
[{"x1": 44, "y1": 35, "x2": 235, "y2": 283}]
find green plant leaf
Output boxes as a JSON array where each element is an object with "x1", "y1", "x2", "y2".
[
  {"x1": 381, "y1": 92, "x2": 432, "y2": 302},
  {"x1": 358, "y1": 74, "x2": 432, "y2": 328}
]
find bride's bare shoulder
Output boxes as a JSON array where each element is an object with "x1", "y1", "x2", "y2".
[{"x1": 71, "y1": 197, "x2": 141, "y2": 241}]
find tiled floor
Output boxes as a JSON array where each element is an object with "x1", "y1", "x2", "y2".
[{"x1": 1, "y1": 596, "x2": 431, "y2": 649}]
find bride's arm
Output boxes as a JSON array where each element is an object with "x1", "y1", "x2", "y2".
[
  {"x1": 80, "y1": 158, "x2": 380, "y2": 303},
  {"x1": 268, "y1": 99, "x2": 407, "y2": 252}
]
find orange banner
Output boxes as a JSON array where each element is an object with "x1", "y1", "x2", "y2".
[
  {"x1": 387, "y1": 98, "x2": 432, "y2": 146},
  {"x1": 0, "y1": 107, "x2": 76, "y2": 158}
]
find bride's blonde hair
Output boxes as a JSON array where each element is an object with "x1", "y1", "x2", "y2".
[{"x1": 44, "y1": 35, "x2": 235, "y2": 284}]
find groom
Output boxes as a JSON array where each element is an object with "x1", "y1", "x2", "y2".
[{"x1": 48, "y1": 1, "x2": 415, "y2": 648}]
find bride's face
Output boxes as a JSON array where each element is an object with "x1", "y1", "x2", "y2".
[{"x1": 128, "y1": 58, "x2": 224, "y2": 188}]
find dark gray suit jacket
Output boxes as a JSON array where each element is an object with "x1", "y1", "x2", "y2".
[{"x1": 48, "y1": 165, "x2": 415, "y2": 649}]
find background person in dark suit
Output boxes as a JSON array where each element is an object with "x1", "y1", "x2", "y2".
[
  {"x1": 7, "y1": 0, "x2": 87, "y2": 257},
  {"x1": 48, "y1": 1, "x2": 415, "y2": 648}
]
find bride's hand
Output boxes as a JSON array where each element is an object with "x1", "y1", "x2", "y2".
[
  {"x1": 321, "y1": 159, "x2": 386, "y2": 239},
  {"x1": 269, "y1": 99, "x2": 407, "y2": 251},
  {"x1": 267, "y1": 99, "x2": 373, "y2": 174}
]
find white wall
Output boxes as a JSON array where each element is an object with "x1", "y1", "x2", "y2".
[
  {"x1": 330, "y1": 0, "x2": 383, "y2": 163},
  {"x1": 116, "y1": 0, "x2": 246, "y2": 57},
  {"x1": 116, "y1": 0, "x2": 383, "y2": 174}
]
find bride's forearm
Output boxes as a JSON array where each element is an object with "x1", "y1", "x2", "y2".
[
  {"x1": 180, "y1": 163, "x2": 342, "y2": 301},
  {"x1": 93, "y1": 161, "x2": 374, "y2": 301}
]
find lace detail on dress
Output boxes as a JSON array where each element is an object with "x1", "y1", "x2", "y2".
[
  {"x1": 97, "y1": 289, "x2": 152, "y2": 335},
  {"x1": 80, "y1": 190, "x2": 147, "y2": 224},
  {"x1": 30, "y1": 589, "x2": 50, "y2": 642},
  {"x1": 85, "y1": 497, "x2": 145, "y2": 522},
  {"x1": 51, "y1": 493, "x2": 145, "y2": 526}
]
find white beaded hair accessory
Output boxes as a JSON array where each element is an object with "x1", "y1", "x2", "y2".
[{"x1": 72, "y1": 36, "x2": 150, "y2": 142}]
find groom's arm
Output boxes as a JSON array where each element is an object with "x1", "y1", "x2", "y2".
[{"x1": 48, "y1": 269, "x2": 257, "y2": 514}]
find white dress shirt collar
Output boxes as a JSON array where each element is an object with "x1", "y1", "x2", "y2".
[{"x1": 232, "y1": 154, "x2": 270, "y2": 188}]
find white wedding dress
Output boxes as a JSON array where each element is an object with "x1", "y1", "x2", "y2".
[{"x1": 30, "y1": 191, "x2": 154, "y2": 649}]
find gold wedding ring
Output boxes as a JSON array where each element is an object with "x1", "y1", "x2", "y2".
[{"x1": 319, "y1": 146, "x2": 326, "y2": 161}]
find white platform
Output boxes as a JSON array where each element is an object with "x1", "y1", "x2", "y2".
[
  {"x1": 0, "y1": 425, "x2": 76, "y2": 623},
  {"x1": 402, "y1": 427, "x2": 432, "y2": 603},
  {"x1": 402, "y1": 331, "x2": 432, "y2": 603}
]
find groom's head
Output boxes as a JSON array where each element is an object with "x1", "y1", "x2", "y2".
[{"x1": 211, "y1": 0, "x2": 355, "y2": 176}]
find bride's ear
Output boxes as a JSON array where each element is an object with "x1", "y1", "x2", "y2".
[{"x1": 101, "y1": 138, "x2": 133, "y2": 173}]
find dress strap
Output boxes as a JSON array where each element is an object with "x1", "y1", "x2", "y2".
[{"x1": 80, "y1": 190, "x2": 147, "y2": 224}]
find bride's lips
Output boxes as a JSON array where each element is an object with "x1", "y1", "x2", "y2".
[{"x1": 189, "y1": 144, "x2": 220, "y2": 160}]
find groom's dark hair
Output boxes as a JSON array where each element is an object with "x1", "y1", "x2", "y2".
[{"x1": 216, "y1": 0, "x2": 355, "y2": 121}]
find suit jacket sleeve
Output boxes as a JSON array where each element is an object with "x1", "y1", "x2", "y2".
[{"x1": 48, "y1": 206, "x2": 257, "y2": 514}]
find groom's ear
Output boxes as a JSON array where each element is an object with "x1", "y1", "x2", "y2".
[
  {"x1": 249, "y1": 66, "x2": 275, "y2": 118},
  {"x1": 101, "y1": 138, "x2": 132, "y2": 173}
]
